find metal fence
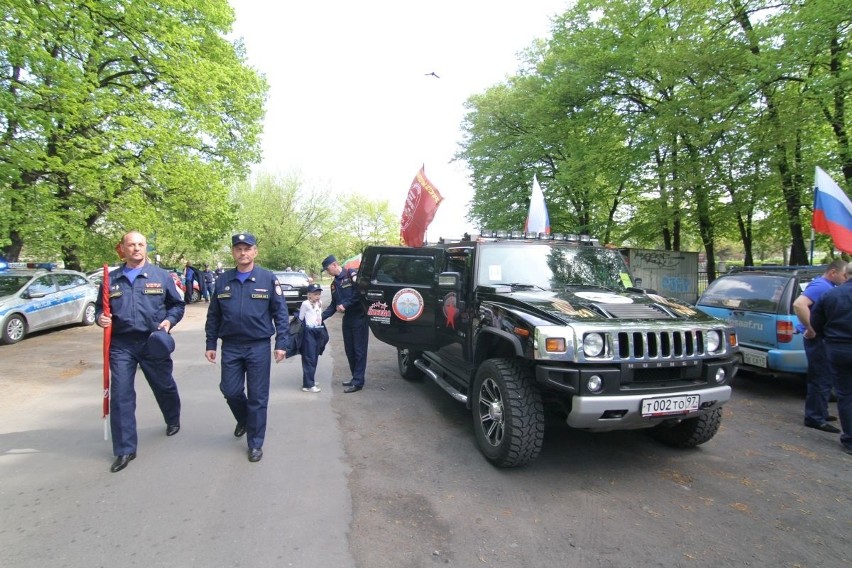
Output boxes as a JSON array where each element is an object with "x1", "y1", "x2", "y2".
[{"x1": 698, "y1": 271, "x2": 709, "y2": 296}]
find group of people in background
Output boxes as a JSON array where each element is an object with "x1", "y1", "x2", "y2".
[
  {"x1": 183, "y1": 261, "x2": 225, "y2": 304},
  {"x1": 95, "y1": 230, "x2": 369, "y2": 473}
]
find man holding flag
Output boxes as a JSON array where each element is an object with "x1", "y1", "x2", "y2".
[{"x1": 96, "y1": 231, "x2": 185, "y2": 473}]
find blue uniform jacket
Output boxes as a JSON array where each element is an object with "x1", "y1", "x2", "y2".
[
  {"x1": 95, "y1": 262, "x2": 185, "y2": 336},
  {"x1": 811, "y1": 280, "x2": 852, "y2": 343},
  {"x1": 205, "y1": 266, "x2": 290, "y2": 351},
  {"x1": 322, "y1": 268, "x2": 363, "y2": 320}
]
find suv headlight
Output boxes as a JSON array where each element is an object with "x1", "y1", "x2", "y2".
[
  {"x1": 706, "y1": 330, "x2": 721, "y2": 352},
  {"x1": 582, "y1": 333, "x2": 605, "y2": 357}
]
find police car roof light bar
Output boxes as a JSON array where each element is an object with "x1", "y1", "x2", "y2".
[{"x1": 7, "y1": 261, "x2": 56, "y2": 271}]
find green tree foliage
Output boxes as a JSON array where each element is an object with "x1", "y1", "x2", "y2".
[
  {"x1": 458, "y1": 0, "x2": 851, "y2": 273},
  {"x1": 338, "y1": 193, "x2": 399, "y2": 256},
  {"x1": 231, "y1": 172, "x2": 331, "y2": 274},
  {"x1": 231, "y1": 173, "x2": 398, "y2": 276},
  {"x1": 0, "y1": 0, "x2": 267, "y2": 269}
]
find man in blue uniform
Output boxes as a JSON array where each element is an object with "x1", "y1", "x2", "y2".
[
  {"x1": 793, "y1": 259, "x2": 847, "y2": 433},
  {"x1": 205, "y1": 233, "x2": 289, "y2": 463},
  {"x1": 810, "y1": 262, "x2": 852, "y2": 455},
  {"x1": 321, "y1": 255, "x2": 368, "y2": 393},
  {"x1": 96, "y1": 231, "x2": 185, "y2": 473},
  {"x1": 183, "y1": 261, "x2": 197, "y2": 304}
]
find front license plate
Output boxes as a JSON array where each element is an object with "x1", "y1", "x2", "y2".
[
  {"x1": 742, "y1": 350, "x2": 768, "y2": 368},
  {"x1": 282, "y1": 291, "x2": 298, "y2": 297},
  {"x1": 641, "y1": 395, "x2": 700, "y2": 417}
]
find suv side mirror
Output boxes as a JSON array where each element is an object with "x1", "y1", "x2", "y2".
[{"x1": 438, "y1": 272, "x2": 460, "y2": 290}]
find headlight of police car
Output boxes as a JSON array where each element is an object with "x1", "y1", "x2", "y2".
[
  {"x1": 582, "y1": 333, "x2": 605, "y2": 357},
  {"x1": 706, "y1": 330, "x2": 721, "y2": 352}
]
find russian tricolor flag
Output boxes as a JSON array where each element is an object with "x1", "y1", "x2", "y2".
[
  {"x1": 813, "y1": 166, "x2": 852, "y2": 253},
  {"x1": 524, "y1": 175, "x2": 550, "y2": 235}
]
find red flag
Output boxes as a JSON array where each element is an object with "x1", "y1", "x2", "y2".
[
  {"x1": 400, "y1": 166, "x2": 443, "y2": 247},
  {"x1": 102, "y1": 264, "x2": 112, "y2": 440},
  {"x1": 343, "y1": 253, "x2": 362, "y2": 270}
]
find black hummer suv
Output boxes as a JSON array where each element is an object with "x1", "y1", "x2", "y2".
[{"x1": 357, "y1": 231, "x2": 739, "y2": 467}]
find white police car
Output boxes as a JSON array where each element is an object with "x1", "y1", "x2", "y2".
[{"x1": 0, "y1": 262, "x2": 99, "y2": 344}]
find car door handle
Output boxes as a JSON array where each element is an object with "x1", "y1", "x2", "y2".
[{"x1": 366, "y1": 290, "x2": 384, "y2": 301}]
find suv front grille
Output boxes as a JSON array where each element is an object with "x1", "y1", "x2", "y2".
[{"x1": 617, "y1": 330, "x2": 704, "y2": 359}]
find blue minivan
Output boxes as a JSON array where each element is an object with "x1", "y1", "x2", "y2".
[{"x1": 696, "y1": 267, "x2": 825, "y2": 375}]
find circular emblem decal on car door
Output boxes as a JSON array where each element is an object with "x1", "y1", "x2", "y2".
[{"x1": 392, "y1": 288, "x2": 425, "y2": 321}]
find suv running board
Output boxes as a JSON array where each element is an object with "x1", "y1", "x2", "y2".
[{"x1": 414, "y1": 359, "x2": 468, "y2": 404}]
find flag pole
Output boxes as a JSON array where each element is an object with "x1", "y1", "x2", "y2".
[
  {"x1": 102, "y1": 264, "x2": 112, "y2": 441},
  {"x1": 809, "y1": 227, "x2": 814, "y2": 265},
  {"x1": 810, "y1": 176, "x2": 817, "y2": 265}
]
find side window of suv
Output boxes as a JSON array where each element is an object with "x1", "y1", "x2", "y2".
[{"x1": 374, "y1": 255, "x2": 434, "y2": 286}]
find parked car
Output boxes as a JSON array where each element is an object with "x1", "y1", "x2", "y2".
[
  {"x1": 1, "y1": 263, "x2": 99, "y2": 344},
  {"x1": 695, "y1": 266, "x2": 826, "y2": 375},
  {"x1": 86, "y1": 267, "x2": 121, "y2": 285},
  {"x1": 356, "y1": 233, "x2": 738, "y2": 467},
  {"x1": 274, "y1": 270, "x2": 311, "y2": 312},
  {"x1": 165, "y1": 269, "x2": 201, "y2": 303}
]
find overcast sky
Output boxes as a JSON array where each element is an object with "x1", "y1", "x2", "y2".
[{"x1": 229, "y1": 1, "x2": 569, "y2": 239}]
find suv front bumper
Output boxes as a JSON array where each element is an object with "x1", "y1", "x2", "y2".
[{"x1": 564, "y1": 385, "x2": 732, "y2": 430}]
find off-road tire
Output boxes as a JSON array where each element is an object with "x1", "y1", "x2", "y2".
[
  {"x1": 648, "y1": 407, "x2": 722, "y2": 448},
  {"x1": 1, "y1": 314, "x2": 26, "y2": 344},
  {"x1": 397, "y1": 347, "x2": 423, "y2": 380},
  {"x1": 81, "y1": 303, "x2": 97, "y2": 326},
  {"x1": 472, "y1": 358, "x2": 544, "y2": 467}
]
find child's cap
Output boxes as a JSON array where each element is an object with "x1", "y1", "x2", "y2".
[{"x1": 307, "y1": 283, "x2": 322, "y2": 294}]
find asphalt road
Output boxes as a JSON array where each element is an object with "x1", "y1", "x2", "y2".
[{"x1": 1, "y1": 299, "x2": 850, "y2": 568}]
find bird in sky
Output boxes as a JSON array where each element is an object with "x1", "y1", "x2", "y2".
[{"x1": 425, "y1": 71, "x2": 440, "y2": 78}]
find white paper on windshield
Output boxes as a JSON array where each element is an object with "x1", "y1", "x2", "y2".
[{"x1": 488, "y1": 265, "x2": 502, "y2": 281}]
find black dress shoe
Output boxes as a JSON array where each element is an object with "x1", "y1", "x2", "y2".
[
  {"x1": 342, "y1": 380, "x2": 354, "y2": 387},
  {"x1": 166, "y1": 424, "x2": 180, "y2": 436},
  {"x1": 234, "y1": 423, "x2": 246, "y2": 438},
  {"x1": 344, "y1": 385, "x2": 362, "y2": 393},
  {"x1": 248, "y1": 448, "x2": 263, "y2": 462},
  {"x1": 110, "y1": 453, "x2": 136, "y2": 473},
  {"x1": 827, "y1": 415, "x2": 838, "y2": 422},
  {"x1": 805, "y1": 422, "x2": 841, "y2": 433}
]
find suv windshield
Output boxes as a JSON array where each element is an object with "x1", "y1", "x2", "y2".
[
  {"x1": 476, "y1": 244, "x2": 630, "y2": 292},
  {"x1": 275, "y1": 272, "x2": 309, "y2": 287}
]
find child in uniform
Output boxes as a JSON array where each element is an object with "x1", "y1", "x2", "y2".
[{"x1": 298, "y1": 283, "x2": 328, "y2": 392}]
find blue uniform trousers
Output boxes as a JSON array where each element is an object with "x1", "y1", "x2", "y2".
[
  {"x1": 202, "y1": 281, "x2": 213, "y2": 301},
  {"x1": 220, "y1": 340, "x2": 271, "y2": 449},
  {"x1": 301, "y1": 327, "x2": 324, "y2": 388},
  {"x1": 804, "y1": 337, "x2": 835, "y2": 425},
  {"x1": 109, "y1": 334, "x2": 181, "y2": 456},
  {"x1": 342, "y1": 313, "x2": 368, "y2": 386},
  {"x1": 825, "y1": 342, "x2": 852, "y2": 450}
]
